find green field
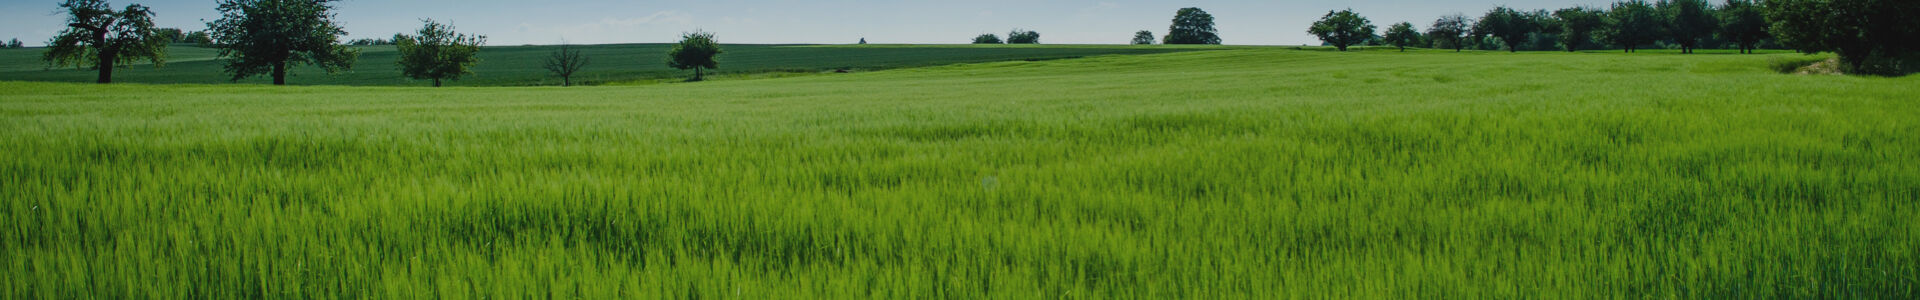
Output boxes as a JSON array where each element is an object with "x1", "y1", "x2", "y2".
[
  {"x1": 3, "y1": 48, "x2": 1918, "y2": 298},
  {"x1": 0, "y1": 44, "x2": 1196, "y2": 86}
]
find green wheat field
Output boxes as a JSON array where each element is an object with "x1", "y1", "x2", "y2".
[{"x1": 3, "y1": 46, "x2": 1918, "y2": 298}]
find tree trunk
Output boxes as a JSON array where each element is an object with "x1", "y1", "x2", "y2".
[
  {"x1": 433, "y1": 78, "x2": 442, "y2": 87},
  {"x1": 96, "y1": 50, "x2": 115, "y2": 84},
  {"x1": 272, "y1": 61, "x2": 287, "y2": 85},
  {"x1": 695, "y1": 67, "x2": 704, "y2": 81}
]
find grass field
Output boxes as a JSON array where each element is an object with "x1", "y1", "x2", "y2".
[
  {"x1": 3, "y1": 48, "x2": 1918, "y2": 298},
  {"x1": 0, "y1": 44, "x2": 1196, "y2": 86}
]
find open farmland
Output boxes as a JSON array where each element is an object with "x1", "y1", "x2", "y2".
[{"x1": 2, "y1": 48, "x2": 1918, "y2": 298}]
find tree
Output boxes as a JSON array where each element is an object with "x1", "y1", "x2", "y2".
[
  {"x1": 971, "y1": 34, "x2": 1003, "y2": 44},
  {"x1": 1164, "y1": 7, "x2": 1221, "y2": 45},
  {"x1": 5, "y1": 39, "x2": 23, "y2": 49},
  {"x1": 1429, "y1": 14, "x2": 1472, "y2": 52},
  {"x1": 1764, "y1": 0, "x2": 1920, "y2": 73},
  {"x1": 154, "y1": 28, "x2": 184, "y2": 43},
  {"x1": 1554, "y1": 7, "x2": 1606, "y2": 52},
  {"x1": 1659, "y1": 0, "x2": 1717, "y2": 54},
  {"x1": 1131, "y1": 30, "x2": 1155, "y2": 45},
  {"x1": 395, "y1": 19, "x2": 484, "y2": 87},
  {"x1": 44, "y1": 0, "x2": 168, "y2": 84},
  {"x1": 1308, "y1": 9, "x2": 1376, "y2": 52},
  {"x1": 1604, "y1": 0, "x2": 1663, "y2": 53},
  {"x1": 208, "y1": 0, "x2": 357, "y2": 85},
  {"x1": 1383, "y1": 22, "x2": 1421, "y2": 52},
  {"x1": 182, "y1": 31, "x2": 211, "y2": 46},
  {"x1": 1007, "y1": 29, "x2": 1040, "y2": 44},
  {"x1": 544, "y1": 42, "x2": 588, "y2": 87},
  {"x1": 1474, "y1": 6, "x2": 1537, "y2": 52},
  {"x1": 859, "y1": 38, "x2": 867, "y2": 45},
  {"x1": 1719, "y1": 0, "x2": 1768, "y2": 54},
  {"x1": 666, "y1": 30, "x2": 721, "y2": 81}
]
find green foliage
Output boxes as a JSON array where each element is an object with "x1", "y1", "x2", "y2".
[
  {"x1": 43, "y1": 0, "x2": 168, "y2": 84},
  {"x1": 1719, "y1": 0, "x2": 1769, "y2": 54},
  {"x1": 207, "y1": 0, "x2": 357, "y2": 85},
  {"x1": 1131, "y1": 30, "x2": 1155, "y2": 45},
  {"x1": 971, "y1": 34, "x2": 1003, "y2": 44},
  {"x1": 1763, "y1": 0, "x2": 1920, "y2": 74},
  {"x1": 1006, "y1": 29, "x2": 1041, "y2": 44},
  {"x1": 543, "y1": 43, "x2": 589, "y2": 87},
  {"x1": 1605, "y1": 0, "x2": 1664, "y2": 53},
  {"x1": 666, "y1": 30, "x2": 722, "y2": 81},
  {"x1": 4, "y1": 39, "x2": 23, "y2": 49},
  {"x1": 153, "y1": 27, "x2": 183, "y2": 43},
  {"x1": 182, "y1": 30, "x2": 211, "y2": 46},
  {"x1": 1309, "y1": 9, "x2": 1377, "y2": 52},
  {"x1": 1383, "y1": 22, "x2": 1422, "y2": 51},
  {"x1": 859, "y1": 38, "x2": 867, "y2": 45},
  {"x1": 3, "y1": 49, "x2": 1917, "y2": 298},
  {"x1": 1164, "y1": 7, "x2": 1221, "y2": 45},
  {"x1": 1473, "y1": 6, "x2": 1537, "y2": 52},
  {"x1": 1554, "y1": 7, "x2": 1606, "y2": 52},
  {"x1": 395, "y1": 19, "x2": 485, "y2": 87},
  {"x1": 1659, "y1": 0, "x2": 1718, "y2": 54},
  {"x1": 1428, "y1": 14, "x2": 1473, "y2": 52}
]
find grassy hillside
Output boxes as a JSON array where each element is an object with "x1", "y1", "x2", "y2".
[
  {"x1": 0, "y1": 44, "x2": 1195, "y2": 86},
  {"x1": 3, "y1": 49, "x2": 1917, "y2": 298}
]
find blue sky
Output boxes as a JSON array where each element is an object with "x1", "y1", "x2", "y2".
[{"x1": 3, "y1": 0, "x2": 1619, "y2": 46}]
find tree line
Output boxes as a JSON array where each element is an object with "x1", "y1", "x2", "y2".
[
  {"x1": 1291, "y1": 0, "x2": 1915, "y2": 73},
  {"x1": 37, "y1": 0, "x2": 719, "y2": 86}
]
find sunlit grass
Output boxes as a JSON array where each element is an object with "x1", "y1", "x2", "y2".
[{"x1": 2, "y1": 49, "x2": 1917, "y2": 298}]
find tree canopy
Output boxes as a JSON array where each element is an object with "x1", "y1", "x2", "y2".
[
  {"x1": 1764, "y1": 0, "x2": 1920, "y2": 73},
  {"x1": 1554, "y1": 7, "x2": 1606, "y2": 52},
  {"x1": 666, "y1": 30, "x2": 722, "y2": 81},
  {"x1": 43, "y1": 0, "x2": 168, "y2": 84},
  {"x1": 1719, "y1": 0, "x2": 1768, "y2": 54},
  {"x1": 1309, "y1": 9, "x2": 1377, "y2": 52},
  {"x1": 395, "y1": 19, "x2": 484, "y2": 87},
  {"x1": 1131, "y1": 31, "x2": 1155, "y2": 45},
  {"x1": 207, "y1": 0, "x2": 357, "y2": 85},
  {"x1": 1660, "y1": 0, "x2": 1718, "y2": 54},
  {"x1": 1164, "y1": 7, "x2": 1221, "y2": 45},
  {"x1": 1604, "y1": 0, "x2": 1663, "y2": 53},
  {"x1": 1428, "y1": 14, "x2": 1472, "y2": 52},
  {"x1": 1383, "y1": 22, "x2": 1422, "y2": 52},
  {"x1": 971, "y1": 34, "x2": 1002, "y2": 44},
  {"x1": 1473, "y1": 6, "x2": 1537, "y2": 52},
  {"x1": 1007, "y1": 29, "x2": 1040, "y2": 44}
]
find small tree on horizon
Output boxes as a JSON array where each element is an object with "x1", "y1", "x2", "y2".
[
  {"x1": 1660, "y1": 0, "x2": 1718, "y2": 54},
  {"x1": 1554, "y1": 7, "x2": 1606, "y2": 52},
  {"x1": 1131, "y1": 30, "x2": 1155, "y2": 45},
  {"x1": 544, "y1": 42, "x2": 588, "y2": 87},
  {"x1": 43, "y1": 0, "x2": 168, "y2": 84},
  {"x1": 1164, "y1": 7, "x2": 1221, "y2": 45},
  {"x1": 666, "y1": 30, "x2": 721, "y2": 81},
  {"x1": 1007, "y1": 29, "x2": 1041, "y2": 44},
  {"x1": 1718, "y1": 0, "x2": 1768, "y2": 54},
  {"x1": 859, "y1": 38, "x2": 867, "y2": 45},
  {"x1": 1383, "y1": 22, "x2": 1421, "y2": 52},
  {"x1": 1309, "y1": 9, "x2": 1376, "y2": 52},
  {"x1": 395, "y1": 19, "x2": 484, "y2": 87},
  {"x1": 1604, "y1": 0, "x2": 1663, "y2": 53},
  {"x1": 1428, "y1": 14, "x2": 1472, "y2": 52},
  {"x1": 5, "y1": 39, "x2": 23, "y2": 48},
  {"x1": 971, "y1": 33, "x2": 1003, "y2": 44}
]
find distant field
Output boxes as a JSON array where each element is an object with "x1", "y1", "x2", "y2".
[
  {"x1": 0, "y1": 43, "x2": 1198, "y2": 86},
  {"x1": 3, "y1": 48, "x2": 1917, "y2": 298}
]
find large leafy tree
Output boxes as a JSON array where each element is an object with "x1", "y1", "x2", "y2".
[
  {"x1": 1131, "y1": 30, "x2": 1155, "y2": 45},
  {"x1": 1659, "y1": 0, "x2": 1718, "y2": 54},
  {"x1": 43, "y1": 0, "x2": 167, "y2": 84},
  {"x1": 1764, "y1": 0, "x2": 1920, "y2": 73},
  {"x1": 1428, "y1": 14, "x2": 1472, "y2": 52},
  {"x1": 395, "y1": 19, "x2": 484, "y2": 87},
  {"x1": 1308, "y1": 9, "x2": 1376, "y2": 52},
  {"x1": 1553, "y1": 7, "x2": 1606, "y2": 52},
  {"x1": 1383, "y1": 22, "x2": 1422, "y2": 52},
  {"x1": 1604, "y1": 0, "x2": 1663, "y2": 53},
  {"x1": 1007, "y1": 29, "x2": 1041, "y2": 44},
  {"x1": 666, "y1": 30, "x2": 722, "y2": 81},
  {"x1": 1474, "y1": 6, "x2": 1537, "y2": 52},
  {"x1": 1719, "y1": 0, "x2": 1769, "y2": 54},
  {"x1": 207, "y1": 0, "x2": 357, "y2": 85},
  {"x1": 971, "y1": 34, "x2": 1002, "y2": 44},
  {"x1": 1164, "y1": 7, "x2": 1221, "y2": 45}
]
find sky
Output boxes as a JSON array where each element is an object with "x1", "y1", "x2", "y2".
[{"x1": 2, "y1": 0, "x2": 1622, "y2": 47}]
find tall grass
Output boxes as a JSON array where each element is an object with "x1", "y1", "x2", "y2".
[{"x1": 3, "y1": 49, "x2": 1917, "y2": 298}]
